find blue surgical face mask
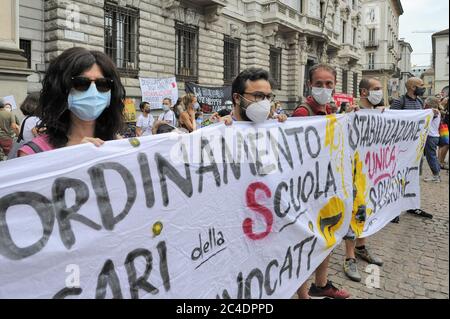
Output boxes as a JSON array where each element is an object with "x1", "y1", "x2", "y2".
[{"x1": 67, "y1": 82, "x2": 111, "y2": 121}]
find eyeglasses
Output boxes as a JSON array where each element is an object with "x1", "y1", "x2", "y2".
[
  {"x1": 242, "y1": 92, "x2": 276, "y2": 103},
  {"x1": 71, "y1": 76, "x2": 113, "y2": 93}
]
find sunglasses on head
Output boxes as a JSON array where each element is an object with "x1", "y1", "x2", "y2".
[{"x1": 71, "y1": 76, "x2": 113, "y2": 93}]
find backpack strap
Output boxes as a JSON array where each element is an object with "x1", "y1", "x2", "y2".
[
  {"x1": 17, "y1": 115, "x2": 31, "y2": 143},
  {"x1": 401, "y1": 95, "x2": 406, "y2": 109},
  {"x1": 24, "y1": 141, "x2": 43, "y2": 154},
  {"x1": 295, "y1": 103, "x2": 314, "y2": 116},
  {"x1": 418, "y1": 97, "x2": 424, "y2": 108}
]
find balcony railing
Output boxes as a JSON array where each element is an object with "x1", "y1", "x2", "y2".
[
  {"x1": 364, "y1": 40, "x2": 379, "y2": 48},
  {"x1": 364, "y1": 63, "x2": 396, "y2": 71}
]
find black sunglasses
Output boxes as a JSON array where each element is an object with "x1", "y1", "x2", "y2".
[{"x1": 71, "y1": 76, "x2": 113, "y2": 93}]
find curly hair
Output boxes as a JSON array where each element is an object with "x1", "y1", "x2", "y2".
[{"x1": 38, "y1": 47, "x2": 126, "y2": 148}]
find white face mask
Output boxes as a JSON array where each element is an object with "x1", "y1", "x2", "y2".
[
  {"x1": 311, "y1": 87, "x2": 333, "y2": 105},
  {"x1": 162, "y1": 104, "x2": 170, "y2": 112},
  {"x1": 244, "y1": 99, "x2": 271, "y2": 123},
  {"x1": 367, "y1": 90, "x2": 383, "y2": 106}
]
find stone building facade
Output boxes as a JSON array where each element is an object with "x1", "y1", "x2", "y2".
[
  {"x1": 14, "y1": 0, "x2": 365, "y2": 111},
  {"x1": 360, "y1": 0, "x2": 403, "y2": 101}
]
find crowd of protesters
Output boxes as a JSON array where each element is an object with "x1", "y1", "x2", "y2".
[{"x1": 0, "y1": 47, "x2": 448, "y2": 299}]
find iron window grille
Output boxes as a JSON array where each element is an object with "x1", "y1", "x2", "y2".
[
  {"x1": 270, "y1": 46, "x2": 282, "y2": 90},
  {"x1": 223, "y1": 36, "x2": 240, "y2": 85},
  {"x1": 104, "y1": 3, "x2": 139, "y2": 77},
  {"x1": 19, "y1": 39, "x2": 31, "y2": 69},
  {"x1": 175, "y1": 21, "x2": 199, "y2": 82},
  {"x1": 342, "y1": 70, "x2": 348, "y2": 93}
]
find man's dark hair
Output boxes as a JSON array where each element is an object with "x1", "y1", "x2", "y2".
[
  {"x1": 232, "y1": 68, "x2": 275, "y2": 98},
  {"x1": 139, "y1": 101, "x2": 149, "y2": 112},
  {"x1": 157, "y1": 123, "x2": 175, "y2": 134},
  {"x1": 359, "y1": 78, "x2": 371, "y2": 95},
  {"x1": 218, "y1": 108, "x2": 231, "y2": 117},
  {"x1": 308, "y1": 64, "x2": 337, "y2": 83}
]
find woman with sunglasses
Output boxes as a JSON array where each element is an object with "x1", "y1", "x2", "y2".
[{"x1": 18, "y1": 47, "x2": 125, "y2": 157}]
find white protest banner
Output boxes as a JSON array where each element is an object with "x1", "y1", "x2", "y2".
[
  {"x1": 0, "y1": 115, "x2": 353, "y2": 299},
  {"x1": 347, "y1": 109, "x2": 432, "y2": 238},
  {"x1": 139, "y1": 77, "x2": 178, "y2": 109}
]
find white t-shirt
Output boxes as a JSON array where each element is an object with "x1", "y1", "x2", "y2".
[
  {"x1": 158, "y1": 110, "x2": 176, "y2": 126},
  {"x1": 429, "y1": 113, "x2": 441, "y2": 137},
  {"x1": 21, "y1": 116, "x2": 40, "y2": 142},
  {"x1": 136, "y1": 114, "x2": 155, "y2": 136}
]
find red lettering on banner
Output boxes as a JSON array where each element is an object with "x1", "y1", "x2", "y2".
[
  {"x1": 364, "y1": 146, "x2": 397, "y2": 184},
  {"x1": 242, "y1": 182, "x2": 273, "y2": 240}
]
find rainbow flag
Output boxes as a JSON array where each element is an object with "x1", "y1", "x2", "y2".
[{"x1": 440, "y1": 124, "x2": 449, "y2": 145}]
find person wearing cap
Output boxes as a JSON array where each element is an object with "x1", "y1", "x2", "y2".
[{"x1": 0, "y1": 98, "x2": 20, "y2": 159}]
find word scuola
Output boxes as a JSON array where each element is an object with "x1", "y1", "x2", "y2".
[{"x1": 0, "y1": 126, "x2": 325, "y2": 260}]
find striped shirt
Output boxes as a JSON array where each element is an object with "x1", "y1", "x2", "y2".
[{"x1": 390, "y1": 94, "x2": 424, "y2": 110}]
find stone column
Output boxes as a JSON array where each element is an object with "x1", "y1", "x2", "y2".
[
  {"x1": 298, "y1": 36, "x2": 308, "y2": 98},
  {"x1": 0, "y1": 0, "x2": 32, "y2": 108}
]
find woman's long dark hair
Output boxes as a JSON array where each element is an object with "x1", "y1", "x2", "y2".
[{"x1": 38, "y1": 47, "x2": 126, "y2": 148}]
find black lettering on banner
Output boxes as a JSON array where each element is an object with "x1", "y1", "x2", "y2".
[
  {"x1": 290, "y1": 177, "x2": 302, "y2": 212},
  {"x1": 155, "y1": 152, "x2": 193, "y2": 206},
  {"x1": 53, "y1": 287, "x2": 83, "y2": 299},
  {"x1": 0, "y1": 192, "x2": 54, "y2": 260},
  {"x1": 284, "y1": 127, "x2": 304, "y2": 165},
  {"x1": 244, "y1": 268, "x2": 264, "y2": 299},
  {"x1": 314, "y1": 162, "x2": 324, "y2": 200},
  {"x1": 95, "y1": 259, "x2": 123, "y2": 299},
  {"x1": 247, "y1": 131, "x2": 276, "y2": 176},
  {"x1": 395, "y1": 120, "x2": 406, "y2": 143},
  {"x1": 293, "y1": 235, "x2": 315, "y2": 277},
  {"x1": 88, "y1": 162, "x2": 137, "y2": 230},
  {"x1": 383, "y1": 119, "x2": 392, "y2": 144},
  {"x1": 301, "y1": 171, "x2": 314, "y2": 203},
  {"x1": 125, "y1": 248, "x2": 159, "y2": 298},
  {"x1": 217, "y1": 272, "x2": 243, "y2": 299},
  {"x1": 274, "y1": 182, "x2": 290, "y2": 218},
  {"x1": 369, "y1": 188, "x2": 378, "y2": 215},
  {"x1": 196, "y1": 137, "x2": 221, "y2": 193},
  {"x1": 268, "y1": 128, "x2": 293, "y2": 173},
  {"x1": 239, "y1": 132, "x2": 257, "y2": 176},
  {"x1": 264, "y1": 260, "x2": 278, "y2": 296},
  {"x1": 138, "y1": 153, "x2": 155, "y2": 208},
  {"x1": 348, "y1": 113, "x2": 360, "y2": 150},
  {"x1": 157, "y1": 240, "x2": 171, "y2": 292},
  {"x1": 305, "y1": 126, "x2": 321, "y2": 158},
  {"x1": 359, "y1": 115, "x2": 368, "y2": 146},
  {"x1": 325, "y1": 162, "x2": 337, "y2": 196},
  {"x1": 52, "y1": 177, "x2": 101, "y2": 249},
  {"x1": 279, "y1": 246, "x2": 293, "y2": 286},
  {"x1": 221, "y1": 136, "x2": 241, "y2": 184},
  {"x1": 404, "y1": 167, "x2": 418, "y2": 198}
]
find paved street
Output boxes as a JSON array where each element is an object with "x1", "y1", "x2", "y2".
[{"x1": 295, "y1": 165, "x2": 449, "y2": 299}]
